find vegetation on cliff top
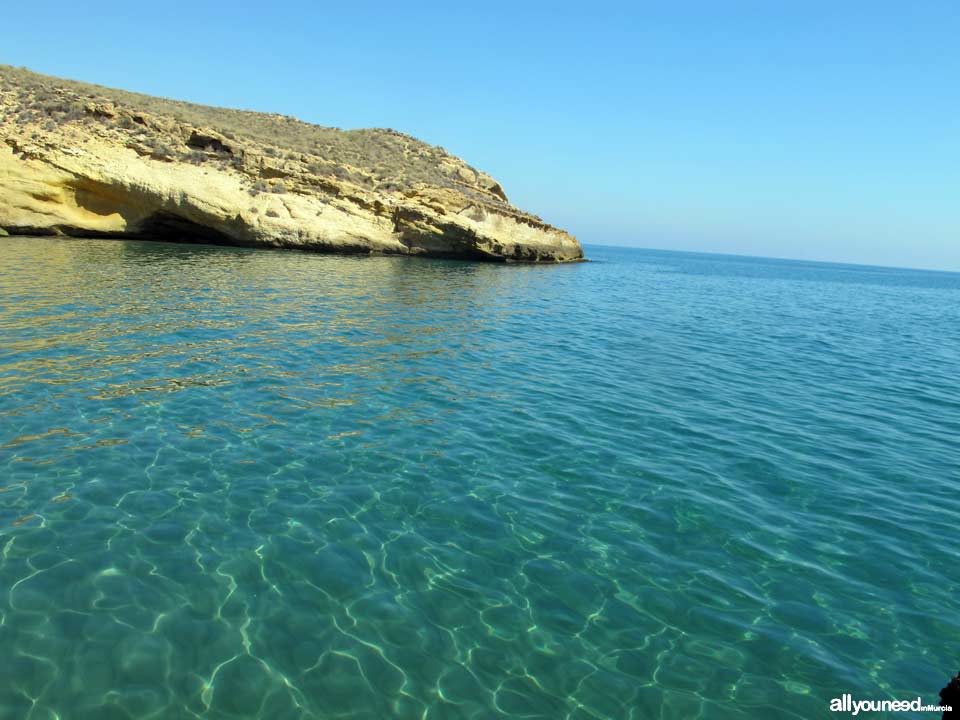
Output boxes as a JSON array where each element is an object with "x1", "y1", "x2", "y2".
[{"x1": 0, "y1": 65, "x2": 509, "y2": 202}]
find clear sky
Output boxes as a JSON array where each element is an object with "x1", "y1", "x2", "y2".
[{"x1": 4, "y1": 1, "x2": 958, "y2": 270}]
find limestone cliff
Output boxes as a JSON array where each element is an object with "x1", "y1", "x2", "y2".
[{"x1": 0, "y1": 66, "x2": 583, "y2": 262}]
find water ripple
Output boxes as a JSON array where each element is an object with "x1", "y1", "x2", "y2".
[{"x1": 1, "y1": 238, "x2": 958, "y2": 718}]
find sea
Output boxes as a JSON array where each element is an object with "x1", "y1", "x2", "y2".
[{"x1": 1, "y1": 236, "x2": 958, "y2": 719}]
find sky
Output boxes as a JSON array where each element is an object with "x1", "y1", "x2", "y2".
[{"x1": 3, "y1": 1, "x2": 958, "y2": 270}]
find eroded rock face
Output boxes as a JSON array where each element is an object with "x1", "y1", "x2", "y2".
[{"x1": 0, "y1": 66, "x2": 583, "y2": 262}]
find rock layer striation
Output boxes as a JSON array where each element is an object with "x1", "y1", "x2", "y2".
[{"x1": 0, "y1": 66, "x2": 583, "y2": 262}]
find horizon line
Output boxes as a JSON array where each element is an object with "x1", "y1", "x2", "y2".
[{"x1": 583, "y1": 242, "x2": 960, "y2": 276}]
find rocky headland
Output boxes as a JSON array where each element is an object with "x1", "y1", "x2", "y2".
[{"x1": 0, "y1": 66, "x2": 582, "y2": 262}]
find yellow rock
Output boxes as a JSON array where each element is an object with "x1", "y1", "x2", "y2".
[{"x1": 0, "y1": 66, "x2": 583, "y2": 262}]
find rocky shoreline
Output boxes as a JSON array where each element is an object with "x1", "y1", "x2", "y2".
[{"x1": 0, "y1": 67, "x2": 583, "y2": 263}]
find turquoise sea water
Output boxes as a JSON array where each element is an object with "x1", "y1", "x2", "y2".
[{"x1": 1, "y1": 237, "x2": 958, "y2": 719}]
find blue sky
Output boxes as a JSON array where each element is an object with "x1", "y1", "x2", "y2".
[{"x1": 4, "y1": 1, "x2": 958, "y2": 270}]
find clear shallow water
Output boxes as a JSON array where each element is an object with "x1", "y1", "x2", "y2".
[{"x1": 1, "y1": 237, "x2": 958, "y2": 720}]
